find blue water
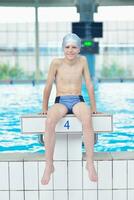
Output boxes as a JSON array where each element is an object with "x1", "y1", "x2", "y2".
[{"x1": 0, "y1": 82, "x2": 134, "y2": 153}]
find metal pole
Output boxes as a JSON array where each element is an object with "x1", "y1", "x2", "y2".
[
  {"x1": 35, "y1": 0, "x2": 40, "y2": 82},
  {"x1": 79, "y1": 0, "x2": 94, "y2": 22},
  {"x1": 78, "y1": 0, "x2": 96, "y2": 78}
]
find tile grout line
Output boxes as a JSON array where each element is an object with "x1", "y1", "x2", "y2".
[
  {"x1": 112, "y1": 159, "x2": 113, "y2": 200},
  {"x1": 53, "y1": 162, "x2": 54, "y2": 200},
  {"x1": 8, "y1": 162, "x2": 10, "y2": 200},
  {"x1": 127, "y1": 160, "x2": 128, "y2": 200},
  {"x1": 1, "y1": 188, "x2": 130, "y2": 192},
  {"x1": 37, "y1": 161, "x2": 40, "y2": 200},
  {"x1": 82, "y1": 159, "x2": 84, "y2": 200},
  {"x1": 67, "y1": 134, "x2": 69, "y2": 200},
  {"x1": 22, "y1": 159, "x2": 26, "y2": 200},
  {"x1": 97, "y1": 161, "x2": 98, "y2": 200}
]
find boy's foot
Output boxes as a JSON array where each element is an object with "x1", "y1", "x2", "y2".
[
  {"x1": 86, "y1": 163, "x2": 98, "y2": 182},
  {"x1": 41, "y1": 163, "x2": 54, "y2": 185}
]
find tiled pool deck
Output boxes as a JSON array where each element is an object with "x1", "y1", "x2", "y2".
[
  {"x1": 0, "y1": 151, "x2": 134, "y2": 200},
  {"x1": 1, "y1": 114, "x2": 133, "y2": 200}
]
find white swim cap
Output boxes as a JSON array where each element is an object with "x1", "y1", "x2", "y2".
[{"x1": 62, "y1": 33, "x2": 81, "y2": 49}]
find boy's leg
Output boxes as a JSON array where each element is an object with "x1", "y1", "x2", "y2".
[
  {"x1": 72, "y1": 102, "x2": 98, "y2": 182},
  {"x1": 41, "y1": 103, "x2": 67, "y2": 185}
]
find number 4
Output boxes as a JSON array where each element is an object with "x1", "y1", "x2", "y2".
[{"x1": 64, "y1": 120, "x2": 70, "y2": 130}]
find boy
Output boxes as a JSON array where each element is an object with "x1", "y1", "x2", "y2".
[{"x1": 41, "y1": 33, "x2": 98, "y2": 185}]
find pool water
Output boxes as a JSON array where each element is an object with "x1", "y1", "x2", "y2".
[{"x1": 0, "y1": 82, "x2": 134, "y2": 153}]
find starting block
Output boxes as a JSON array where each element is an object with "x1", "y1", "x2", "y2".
[
  {"x1": 21, "y1": 113, "x2": 113, "y2": 134},
  {"x1": 21, "y1": 113, "x2": 113, "y2": 160}
]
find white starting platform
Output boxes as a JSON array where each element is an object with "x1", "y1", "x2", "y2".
[
  {"x1": 21, "y1": 113, "x2": 113, "y2": 160},
  {"x1": 21, "y1": 113, "x2": 113, "y2": 134}
]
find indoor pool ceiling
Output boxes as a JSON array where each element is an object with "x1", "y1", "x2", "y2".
[{"x1": 0, "y1": 0, "x2": 134, "y2": 7}]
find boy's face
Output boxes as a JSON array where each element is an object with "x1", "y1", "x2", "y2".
[{"x1": 64, "y1": 43, "x2": 80, "y2": 60}]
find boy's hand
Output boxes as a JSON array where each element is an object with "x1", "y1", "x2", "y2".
[
  {"x1": 92, "y1": 111, "x2": 103, "y2": 114},
  {"x1": 42, "y1": 111, "x2": 47, "y2": 115},
  {"x1": 39, "y1": 111, "x2": 47, "y2": 115}
]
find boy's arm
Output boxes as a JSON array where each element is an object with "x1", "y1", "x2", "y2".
[
  {"x1": 82, "y1": 56, "x2": 97, "y2": 113},
  {"x1": 42, "y1": 59, "x2": 57, "y2": 114}
]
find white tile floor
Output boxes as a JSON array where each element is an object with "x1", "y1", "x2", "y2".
[
  {"x1": 128, "y1": 160, "x2": 134, "y2": 188},
  {"x1": 0, "y1": 153, "x2": 134, "y2": 200},
  {"x1": 54, "y1": 161, "x2": 67, "y2": 189},
  {"x1": 9, "y1": 162, "x2": 24, "y2": 190},
  {"x1": 98, "y1": 161, "x2": 112, "y2": 189},
  {"x1": 113, "y1": 160, "x2": 127, "y2": 189},
  {"x1": 0, "y1": 162, "x2": 9, "y2": 190}
]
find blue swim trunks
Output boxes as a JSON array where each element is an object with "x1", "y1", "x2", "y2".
[{"x1": 55, "y1": 95, "x2": 85, "y2": 114}]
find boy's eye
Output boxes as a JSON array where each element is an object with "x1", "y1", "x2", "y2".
[{"x1": 65, "y1": 46, "x2": 77, "y2": 49}]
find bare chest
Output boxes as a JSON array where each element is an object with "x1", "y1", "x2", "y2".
[{"x1": 56, "y1": 65, "x2": 83, "y2": 82}]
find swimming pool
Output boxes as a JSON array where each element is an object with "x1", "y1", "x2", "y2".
[{"x1": 0, "y1": 82, "x2": 134, "y2": 153}]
